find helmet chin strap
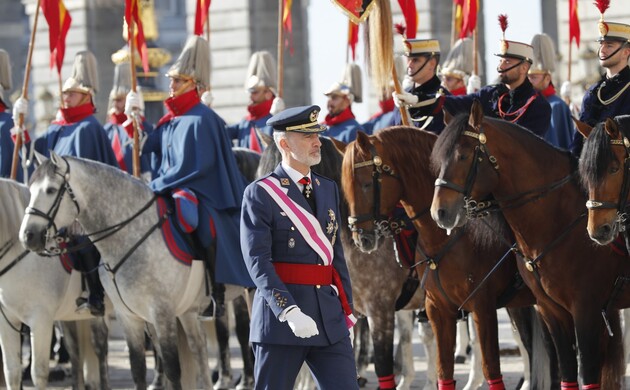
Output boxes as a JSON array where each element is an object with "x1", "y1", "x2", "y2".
[
  {"x1": 172, "y1": 78, "x2": 195, "y2": 97},
  {"x1": 496, "y1": 60, "x2": 524, "y2": 74},
  {"x1": 598, "y1": 43, "x2": 626, "y2": 62},
  {"x1": 409, "y1": 55, "x2": 432, "y2": 78}
]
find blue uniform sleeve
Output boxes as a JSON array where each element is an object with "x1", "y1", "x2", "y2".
[
  {"x1": 331, "y1": 183, "x2": 353, "y2": 309},
  {"x1": 240, "y1": 183, "x2": 298, "y2": 318}
]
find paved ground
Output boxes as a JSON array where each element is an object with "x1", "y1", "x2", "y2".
[{"x1": 19, "y1": 309, "x2": 630, "y2": 389}]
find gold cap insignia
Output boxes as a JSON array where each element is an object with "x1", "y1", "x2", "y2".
[
  {"x1": 599, "y1": 21, "x2": 609, "y2": 37},
  {"x1": 500, "y1": 40, "x2": 508, "y2": 55},
  {"x1": 309, "y1": 109, "x2": 318, "y2": 123}
]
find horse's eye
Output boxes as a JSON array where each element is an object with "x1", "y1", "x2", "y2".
[
  {"x1": 362, "y1": 182, "x2": 372, "y2": 191},
  {"x1": 458, "y1": 153, "x2": 468, "y2": 161},
  {"x1": 45, "y1": 187, "x2": 57, "y2": 195},
  {"x1": 609, "y1": 163, "x2": 620, "y2": 174}
]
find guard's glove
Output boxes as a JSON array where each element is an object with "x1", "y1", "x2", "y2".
[
  {"x1": 392, "y1": 91, "x2": 419, "y2": 108},
  {"x1": 125, "y1": 91, "x2": 141, "y2": 118},
  {"x1": 560, "y1": 81, "x2": 572, "y2": 100},
  {"x1": 10, "y1": 126, "x2": 30, "y2": 144},
  {"x1": 200, "y1": 90, "x2": 214, "y2": 107},
  {"x1": 12, "y1": 97, "x2": 29, "y2": 122},
  {"x1": 349, "y1": 325, "x2": 355, "y2": 347},
  {"x1": 285, "y1": 307, "x2": 319, "y2": 338},
  {"x1": 270, "y1": 97, "x2": 286, "y2": 115},
  {"x1": 467, "y1": 75, "x2": 481, "y2": 94}
]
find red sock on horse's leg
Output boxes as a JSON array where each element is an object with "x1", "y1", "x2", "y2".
[
  {"x1": 438, "y1": 379, "x2": 456, "y2": 390},
  {"x1": 487, "y1": 376, "x2": 505, "y2": 390},
  {"x1": 560, "y1": 382, "x2": 579, "y2": 389},
  {"x1": 582, "y1": 384, "x2": 600, "y2": 389},
  {"x1": 377, "y1": 374, "x2": 396, "y2": 389}
]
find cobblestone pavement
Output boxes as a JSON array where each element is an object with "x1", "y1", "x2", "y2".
[{"x1": 21, "y1": 309, "x2": 630, "y2": 389}]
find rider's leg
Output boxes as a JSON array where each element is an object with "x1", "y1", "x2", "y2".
[
  {"x1": 199, "y1": 240, "x2": 225, "y2": 320},
  {"x1": 73, "y1": 237, "x2": 105, "y2": 316}
]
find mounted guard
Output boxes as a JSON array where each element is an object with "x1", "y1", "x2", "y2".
[{"x1": 322, "y1": 63, "x2": 364, "y2": 142}]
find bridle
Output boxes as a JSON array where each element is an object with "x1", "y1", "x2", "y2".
[
  {"x1": 434, "y1": 127, "x2": 500, "y2": 219},
  {"x1": 585, "y1": 130, "x2": 630, "y2": 234},
  {"x1": 347, "y1": 143, "x2": 403, "y2": 238}
]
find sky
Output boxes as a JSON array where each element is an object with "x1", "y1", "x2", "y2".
[{"x1": 307, "y1": 1, "x2": 542, "y2": 123}]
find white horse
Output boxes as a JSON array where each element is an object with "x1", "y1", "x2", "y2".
[
  {"x1": 0, "y1": 178, "x2": 109, "y2": 389},
  {"x1": 19, "y1": 153, "x2": 217, "y2": 389}
]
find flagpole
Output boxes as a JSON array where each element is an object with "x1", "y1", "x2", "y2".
[
  {"x1": 473, "y1": 26, "x2": 478, "y2": 76},
  {"x1": 451, "y1": 0, "x2": 457, "y2": 47},
  {"x1": 277, "y1": 0, "x2": 284, "y2": 98},
  {"x1": 205, "y1": 4, "x2": 212, "y2": 93},
  {"x1": 58, "y1": 75, "x2": 64, "y2": 109},
  {"x1": 128, "y1": 13, "x2": 141, "y2": 178},
  {"x1": 11, "y1": 0, "x2": 42, "y2": 180},
  {"x1": 566, "y1": 30, "x2": 573, "y2": 106}
]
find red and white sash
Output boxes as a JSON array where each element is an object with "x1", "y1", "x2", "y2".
[{"x1": 258, "y1": 176, "x2": 357, "y2": 327}]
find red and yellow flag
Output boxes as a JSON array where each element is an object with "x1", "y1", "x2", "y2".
[
  {"x1": 283, "y1": 0, "x2": 294, "y2": 54},
  {"x1": 348, "y1": 20, "x2": 359, "y2": 61},
  {"x1": 40, "y1": 0, "x2": 72, "y2": 75},
  {"x1": 453, "y1": 0, "x2": 464, "y2": 39},
  {"x1": 397, "y1": 0, "x2": 417, "y2": 39},
  {"x1": 194, "y1": 0, "x2": 211, "y2": 36},
  {"x1": 569, "y1": 0, "x2": 580, "y2": 47},
  {"x1": 459, "y1": 0, "x2": 478, "y2": 39},
  {"x1": 125, "y1": 0, "x2": 149, "y2": 72}
]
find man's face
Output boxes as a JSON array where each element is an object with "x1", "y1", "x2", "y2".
[
  {"x1": 527, "y1": 73, "x2": 550, "y2": 92},
  {"x1": 327, "y1": 94, "x2": 350, "y2": 116},
  {"x1": 283, "y1": 132, "x2": 322, "y2": 169},
  {"x1": 62, "y1": 91, "x2": 89, "y2": 108},
  {"x1": 168, "y1": 76, "x2": 194, "y2": 97},
  {"x1": 249, "y1": 87, "x2": 273, "y2": 105},
  {"x1": 407, "y1": 56, "x2": 433, "y2": 83},
  {"x1": 441, "y1": 75, "x2": 465, "y2": 92},
  {"x1": 112, "y1": 96, "x2": 125, "y2": 114},
  {"x1": 497, "y1": 57, "x2": 524, "y2": 85},
  {"x1": 598, "y1": 40, "x2": 630, "y2": 68}
]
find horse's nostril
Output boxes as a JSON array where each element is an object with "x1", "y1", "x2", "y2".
[
  {"x1": 600, "y1": 224, "x2": 611, "y2": 236},
  {"x1": 437, "y1": 208, "x2": 446, "y2": 220},
  {"x1": 25, "y1": 230, "x2": 34, "y2": 242}
]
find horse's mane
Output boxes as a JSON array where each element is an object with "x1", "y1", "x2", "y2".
[{"x1": 0, "y1": 179, "x2": 30, "y2": 244}]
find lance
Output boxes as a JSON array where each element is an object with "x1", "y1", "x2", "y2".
[
  {"x1": 127, "y1": 15, "x2": 141, "y2": 178},
  {"x1": 11, "y1": 0, "x2": 42, "y2": 180},
  {"x1": 277, "y1": 0, "x2": 284, "y2": 98}
]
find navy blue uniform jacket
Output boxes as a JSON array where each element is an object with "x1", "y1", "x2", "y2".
[{"x1": 241, "y1": 164, "x2": 353, "y2": 346}]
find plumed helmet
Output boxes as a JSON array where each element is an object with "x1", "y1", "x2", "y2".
[
  {"x1": 167, "y1": 35, "x2": 211, "y2": 89},
  {"x1": 244, "y1": 51, "x2": 277, "y2": 94},
  {"x1": 0, "y1": 49, "x2": 11, "y2": 106},
  {"x1": 63, "y1": 51, "x2": 99, "y2": 95},
  {"x1": 325, "y1": 63, "x2": 363, "y2": 103},
  {"x1": 109, "y1": 62, "x2": 132, "y2": 100},
  {"x1": 529, "y1": 33, "x2": 556, "y2": 74},
  {"x1": 441, "y1": 38, "x2": 476, "y2": 80}
]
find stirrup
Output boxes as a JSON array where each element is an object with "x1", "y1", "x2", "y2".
[{"x1": 198, "y1": 297, "x2": 225, "y2": 321}]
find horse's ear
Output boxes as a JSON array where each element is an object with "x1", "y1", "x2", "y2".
[
  {"x1": 257, "y1": 129, "x2": 273, "y2": 149},
  {"x1": 443, "y1": 108, "x2": 454, "y2": 125},
  {"x1": 33, "y1": 151, "x2": 48, "y2": 167},
  {"x1": 572, "y1": 117, "x2": 592, "y2": 139},
  {"x1": 50, "y1": 151, "x2": 65, "y2": 169},
  {"x1": 328, "y1": 136, "x2": 347, "y2": 156},
  {"x1": 468, "y1": 99, "x2": 484, "y2": 130},
  {"x1": 604, "y1": 117, "x2": 620, "y2": 140},
  {"x1": 355, "y1": 131, "x2": 371, "y2": 151}
]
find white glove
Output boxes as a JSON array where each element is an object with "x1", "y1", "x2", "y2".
[
  {"x1": 560, "y1": 81, "x2": 572, "y2": 100},
  {"x1": 392, "y1": 91, "x2": 419, "y2": 108},
  {"x1": 270, "y1": 97, "x2": 286, "y2": 115},
  {"x1": 125, "y1": 91, "x2": 141, "y2": 118},
  {"x1": 12, "y1": 97, "x2": 29, "y2": 121},
  {"x1": 285, "y1": 308, "x2": 319, "y2": 338},
  {"x1": 467, "y1": 74, "x2": 481, "y2": 94},
  {"x1": 200, "y1": 90, "x2": 214, "y2": 107},
  {"x1": 349, "y1": 325, "x2": 355, "y2": 348}
]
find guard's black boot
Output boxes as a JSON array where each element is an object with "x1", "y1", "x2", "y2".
[
  {"x1": 198, "y1": 243, "x2": 225, "y2": 321},
  {"x1": 74, "y1": 238, "x2": 105, "y2": 317}
]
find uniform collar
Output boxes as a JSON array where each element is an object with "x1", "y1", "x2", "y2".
[
  {"x1": 412, "y1": 75, "x2": 442, "y2": 93},
  {"x1": 281, "y1": 161, "x2": 311, "y2": 189}
]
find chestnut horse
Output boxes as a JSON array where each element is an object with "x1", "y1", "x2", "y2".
[
  {"x1": 340, "y1": 127, "x2": 554, "y2": 390},
  {"x1": 431, "y1": 101, "x2": 628, "y2": 389}
]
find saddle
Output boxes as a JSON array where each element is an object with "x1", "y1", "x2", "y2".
[{"x1": 156, "y1": 195, "x2": 199, "y2": 265}]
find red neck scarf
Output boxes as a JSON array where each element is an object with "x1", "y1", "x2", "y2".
[
  {"x1": 246, "y1": 98, "x2": 273, "y2": 120},
  {"x1": 53, "y1": 102, "x2": 95, "y2": 125},
  {"x1": 369, "y1": 99, "x2": 395, "y2": 120},
  {"x1": 109, "y1": 112, "x2": 127, "y2": 125},
  {"x1": 450, "y1": 86, "x2": 467, "y2": 96},
  {"x1": 156, "y1": 89, "x2": 200, "y2": 128},
  {"x1": 541, "y1": 83, "x2": 556, "y2": 98},
  {"x1": 324, "y1": 106, "x2": 355, "y2": 126},
  {"x1": 0, "y1": 101, "x2": 6, "y2": 112}
]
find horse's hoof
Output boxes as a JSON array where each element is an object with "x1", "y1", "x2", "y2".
[{"x1": 454, "y1": 355, "x2": 466, "y2": 364}]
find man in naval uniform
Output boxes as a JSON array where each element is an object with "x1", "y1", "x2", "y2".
[
  {"x1": 322, "y1": 63, "x2": 364, "y2": 142},
  {"x1": 527, "y1": 33, "x2": 575, "y2": 149},
  {"x1": 241, "y1": 105, "x2": 358, "y2": 390},
  {"x1": 103, "y1": 62, "x2": 154, "y2": 179},
  {"x1": 570, "y1": 12, "x2": 630, "y2": 156},
  {"x1": 395, "y1": 30, "x2": 551, "y2": 136},
  {"x1": 390, "y1": 38, "x2": 450, "y2": 134},
  {"x1": 226, "y1": 51, "x2": 283, "y2": 152},
  {"x1": 14, "y1": 51, "x2": 119, "y2": 316},
  {"x1": 130, "y1": 35, "x2": 254, "y2": 319}
]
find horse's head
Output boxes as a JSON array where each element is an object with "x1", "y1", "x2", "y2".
[
  {"x1": 19, "y1": 152, "x2": 80, "y2": 252},
  {"x1": 579, "y1": 115, "x2": 630, "y2": 244},
  {"x1": 430, "y1": 100, "x2": 500, "y2": 231},
  {"x1": 341, "y1": 131, "x2": 402, "y2": 253}
]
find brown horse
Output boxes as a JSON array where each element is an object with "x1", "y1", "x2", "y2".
[
  {"x1": 339, "y1": 126, "x2": 551, "y2": 389},
  {"x1": 431, "y1": 101, "x2": 628, "y2": 389}
]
